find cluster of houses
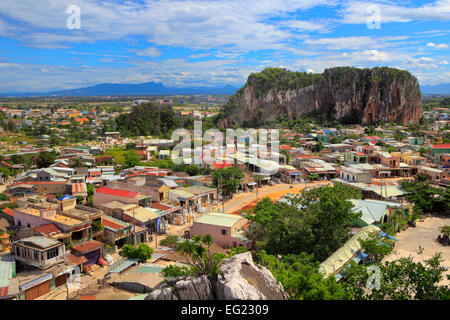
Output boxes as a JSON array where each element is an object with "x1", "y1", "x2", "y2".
[{"x1": 0, "y1": 105, "x2": 449, "y2": 300}]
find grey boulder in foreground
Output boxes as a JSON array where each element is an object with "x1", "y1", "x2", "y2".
[{"x1": 146, "y1": 252, "x2": 288, "y2": 300}]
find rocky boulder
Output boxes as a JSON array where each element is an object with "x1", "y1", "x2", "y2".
[{"x1": 145, "y1": 252, "x2": 288, "y2": 300}]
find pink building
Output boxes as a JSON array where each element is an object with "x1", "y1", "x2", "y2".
[
  {"x1": 93, "y1": 187, "x2": 150, "y2": 207},
  {"x1": 190, "y1": 213, "x2": 250, "y2": 249}
]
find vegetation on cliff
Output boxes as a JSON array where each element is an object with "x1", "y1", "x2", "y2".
[{"x1": 216, "y1": 66, "x2": 421, "y2": 127}]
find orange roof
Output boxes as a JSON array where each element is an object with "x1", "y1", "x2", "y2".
[
  {"x1": 66, "y1": 253, "x2": 88, "y2": 266},
  {"x1": 71, "y1": 240, "x2": 103, "y2": 253},
  {"x1": 2, "y1": 208, "x2": 14, "y2": 217},
  {"x1": 31, "y1": 223, "x2": 62, "y2": 236},
  {"x1": 432, "y1": 143, "x2": 450, "y2": 149}
]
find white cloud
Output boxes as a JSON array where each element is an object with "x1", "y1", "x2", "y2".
[
  {"x1": 135, "y1": 47, "x2": 162, "y2": 57},
  {"x1": 0, "y1": 0, "x2": 337, "y2": 51},
  {"x1": 426, "y1": 42, "x2": 448, "y2": 48},
  {"x1": 341, "y1": 1, "x2": 450, "y2": 24}
]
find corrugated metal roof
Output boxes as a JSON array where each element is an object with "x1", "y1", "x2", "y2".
[{"x1": 194, "y1": 212, "x2": 244, "y2": 228}]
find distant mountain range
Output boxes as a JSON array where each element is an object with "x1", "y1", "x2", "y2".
[
  {"x1": 0, "y1": 82, "x2": 238, "y2": 97},
  {"x1": 421, "y1": 83, "x2": 450, "y2": 95}
]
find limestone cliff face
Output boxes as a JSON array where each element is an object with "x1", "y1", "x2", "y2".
[
  {"x1": 145, "y1": 252, "x2": 288, "y2": 300},
  {"x1": 219, "y1": 67, "x2": 422, "y2": 127}
]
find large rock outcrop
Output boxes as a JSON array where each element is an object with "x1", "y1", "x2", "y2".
[
  {"x1": 145, "y1": 252, "x2": 288, "y2": 300},
  {"x1": 218, "y1": 67, "x2": 422, "y2": 127}
]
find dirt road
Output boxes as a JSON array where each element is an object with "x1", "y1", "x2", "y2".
[{"x1": 214, "y1": 181, "x2": 332, "y2": 214}]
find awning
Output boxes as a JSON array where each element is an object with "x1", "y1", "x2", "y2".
[{"x1": 247, "y1": 182, "x2": 257, "y2": 186}]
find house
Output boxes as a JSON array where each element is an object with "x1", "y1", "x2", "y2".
[
  {"x1": 0, "y1": 255, "x2": 19, "y2": 300},
  {"x1": 376, "y1": 151, "x2": 400, "y2": 168},
  {"x1": 430, "y1": 143, "x2": 450, "y2": 162},
  {"x1": 11, "y1": 236, "x2": 66, "y2": 270},
  {"x1": 190, "y1": 212, "x2": 250, "y2": 248},
  {"x1": 70, "y1": 240, "x2": 104, "y2": 267},
  {"x1": 102, "y1": 215, "x2": 133, "y2": 248},
  {"x1": 339, "y1": 167, "x2": 373, "y2": 184},
  {"x1": 344, "y1": 151, "x2": 368, "y2": 164},
  {"x1": 319, "y1": 225, "x2": 394, "y2": 280},
  {"x1": 93, "y1": 187, "x2": 150, "y2": 207},
  {"x1": 8, "y1": 181, "x2": 69, "y2": 196},
  {"x1": 418, "y1": 166, "x2": 446, "y2": 182},
  {"x1": 14, "y1": 196, "x2": 92, "y2": 245},
  {"x1": 350, "y1": 199, "x2": 403, "y2": 227}
]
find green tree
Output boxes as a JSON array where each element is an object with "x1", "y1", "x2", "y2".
[
  {"x1": 400, "y1": 175, "x2": 449, "y2": 215},
  {"x1": 211, "y1": 167, "x2": 244, "y2": 195},
  {"x1": 186, "y1": 164, "x2": 201, "y2": 176},
  {"x1": 342, "y1": 253, "x2": 450, "y2": 300},
  {"x1": 249, "y1": 184, "x2": 362, "y2": 261},
  {"x1": 36, "y1": 151, "x2": 57, "y2": 168},
  {"x1": 358, "y1": 231, "x2": 394, "y2": 263},
  {"x1": 257, "y1": 250, "x2": 349, "y2": 300},
  {"x1": 123, "y1": 150, "x2": 141, "y2": 169},
  {"x1": 120, "y1": 243, "x2": 154, "y2": 263},
  {"x1": 177, "y1": 234, "x2": 226, "y2": 277}
]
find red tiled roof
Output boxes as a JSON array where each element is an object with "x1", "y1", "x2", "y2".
[
  {"x1": 296, "y1": 154, "x2": 317, "y2": 159},
  {"x1": 102, "y1": 217, "x2": 125, "y2": 231},
  {"x1": 356, "y1": 152, "x2": 366, "y2": 156},
  {"x1": 2, "y1": 208, "x2": 14, "y2": 217},
  {"x1": 32, "y1": 223, "x2": 62, "y2": 236},
  {"x1": 126, "y1": 171, "x2": 167, "y2": 178},
  {"x1": 213, "y1": 161, "x2": 232, "y2": 169},
  {"x1": 151, "y1": 202, "x2": 173, "y2": 211},
  {"x1": 280, "y1": 145, "x2": 292, "y2": 150},
  {"x1": 0, "y1": 286, "x2": 8, "y2": 298},
  {"x1": 9, "y1": 180, "x2": 68, "y2": 187},
  {"x1": 432, "y1": 143, "x2": 450, "y2": 149},
  {"x1": 71, "y1": 240, "x2": 103, "y2": 253},
  {"x1": 66, "y1": 253, "x2": 88, "y2": 266},
  {"x1": 95, "y1": 187, "x2": 139, "y2": 198},
  {"x1": 0, "y1": 161, "x2": 14, "y2": 168}
]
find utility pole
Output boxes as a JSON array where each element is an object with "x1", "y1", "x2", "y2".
[{"x1": 133, "y1": 209, "x2": 137, "y2": 246}]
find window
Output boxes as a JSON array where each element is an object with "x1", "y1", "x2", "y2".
[
  {"x1": 33, "y1": 250, "x2": 39, "y2": 261},
  {"x1": 47, "y1": 247, "x2": 59, "y2": 259},
  {"x1": 221, "y1": 229, "x2": 227, "y2": 235}
]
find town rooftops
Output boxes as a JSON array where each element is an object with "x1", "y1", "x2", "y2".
[
  {"x1": 72, "y1": 240, "x2": 103, "y2": 254},
  {"x1": 2, "y1": 208, "x2": 14, "y2": 218},
  {"x1": 31, "y1": 224, "x2": 63, "y2": 237},
  {"x1": 16, "y1": 236, "x2": 61, "y2": 249},
  {"x1": 103, "y1": 216, "x2": 131, "y2": 232},
  {"x1": 66, "y1": 253, "x2": 88, "y2": 266},
  {"x1": 95, "y1": 187, "x2": 140, "y2": 198},
  {"x1": 432, "y1": 143, "x2": 450, "y2": 149},
  {"x1": 124, "y1": 207, "x2": 160, "y2": 222},
  {"x1": 194, "y1": 212, "x2": 244, "y2": 228},
  {"x1": 101, "y1": 200, "x2": 127, "y2": 209},
  {"x1": 15, "y1": 207, "x2": 85, "y2": 227}
]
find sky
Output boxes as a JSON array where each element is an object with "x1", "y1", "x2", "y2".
[{"x1": 0, "y1": 0, "x2": 449, "y2": 93}]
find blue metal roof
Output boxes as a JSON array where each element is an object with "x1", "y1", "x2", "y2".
[{"x1": 58, "y1": 194, "x2": 75, "y2": 201}]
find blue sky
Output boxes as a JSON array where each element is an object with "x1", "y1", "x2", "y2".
[{"x1": 0, "y1": 0, "x2": 449, "y2": 92}]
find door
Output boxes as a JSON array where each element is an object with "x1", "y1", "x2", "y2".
[
  {"x1": 55, "y1": 273, "x2": 68, "y2": 287},
  {"x1": 84, "y1": 249, "x2": 100, "y2": 266},
  {"x1": 25, "y1": 280, "x2": 51, "y2": 300}
]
